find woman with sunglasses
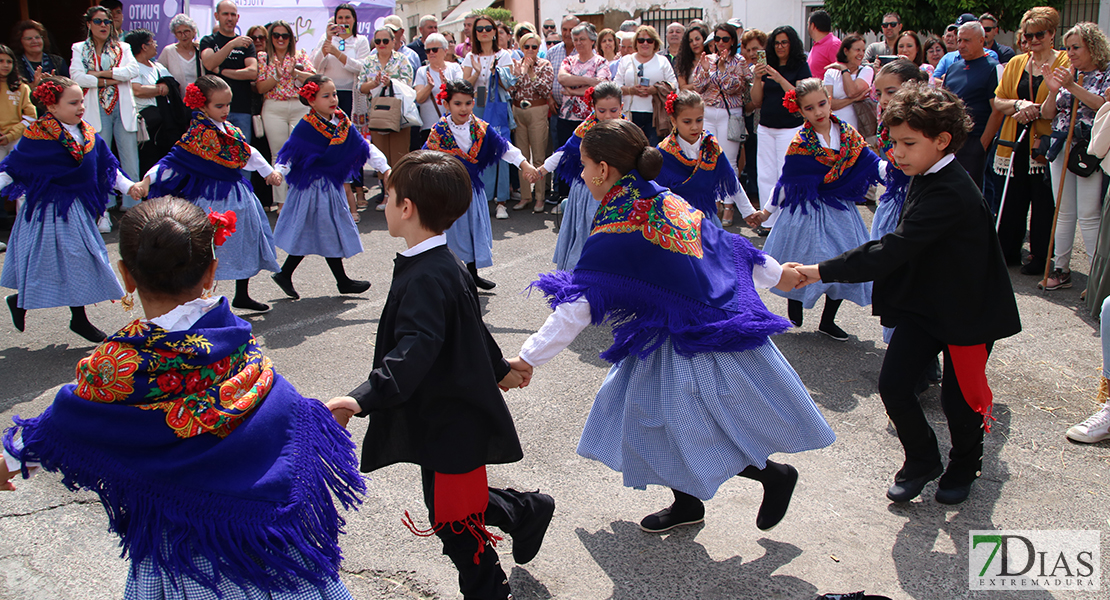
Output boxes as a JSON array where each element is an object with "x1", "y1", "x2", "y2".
[
  {"x1": 509, "y1": 31, "x2": 553, "y2": 212},
  {"x1": 691, "y1": 22, "x2": 746, "y2": 225},
  {"x1": 257, "y1": 20, "x2": 314, "y2": 214},
  {"x1": 413, "y1": 33, "x2": 463, "y2": 150},
  {"x1": 463, "y1": 14, "x2": 517, "y2": 219},
  {"x1": 992, "y1": 6, "x2": 1068, "y2": 278},
  {"x1": 247, "y1": 25, "x2": 267, "y2": 54},
  {"x1": 357, "y1": 26, "x2": 413, "y2": 216},
  {"x1": 614, "y1": 25, "x2": 676, "y2": 146},
  {"x1": 70, "y1": 5, "x2": 140, "y2": 221}
]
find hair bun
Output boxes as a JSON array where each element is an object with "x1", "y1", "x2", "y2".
[{"x1": 637, "y1": 146, "x2": 663, "y2": 180}]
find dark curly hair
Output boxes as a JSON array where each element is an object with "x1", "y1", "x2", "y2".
[
  {"x1": 882, "y1": 83, "x2": 972, "y2": 154},
  {"x1": 674, "y1": 23, "x2": 709, "y2": 81},
  {"x1": 767, "y1": 26, "x2": 806, "y2": 71}
]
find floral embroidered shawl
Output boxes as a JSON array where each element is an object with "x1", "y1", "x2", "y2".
[
  {"x1": 277, "y1": 109, "x2": 370, "y2": 189},
  {"x1": 423, "y1": 115, "x2": 509, "y2": 194},
  {"x1": 149, "y1": 114, "x2": 253, "y2": 202},
  {"x1": 772, "y1": 115, "x2": 881, "y2": 215},
  {"x1": 3, "y1": 299, "x2": 364, "y2": 593},
  {"x1": 656, "y1": 131, "x2": 741, "y2": 218}
]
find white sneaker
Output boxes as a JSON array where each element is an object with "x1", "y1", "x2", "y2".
[
  {"x1": 495, "y1": 204, "x2": 509, "y2": 220},
  {"x1": 0, "y1": 241, "x2": 6, "y2": 252},
  {"x1": 1066, "y1": 403, "x2": 1110, "y2": 443},
  {"x1": 97, "y1": 214, "x2": 112, "y2": 233}
]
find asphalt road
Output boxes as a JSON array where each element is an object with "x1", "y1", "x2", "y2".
[{"x1": 1, "y1": 202, "x2": 1107, "y2": 600}]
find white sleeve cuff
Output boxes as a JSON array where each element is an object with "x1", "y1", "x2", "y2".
[
  {"x1": 3, "y1": 431, "x2": 40, "y2": 477},
  {"x1": 114, "y1": 169, "x2": 135, "y2": 195},
  {"x1": 752, "y1": 255, "x2": 783, "y2": 289},
  {"x1": 543, "y1": 150, "x2": 563, "y2": 173},
  {"x1": 366, "y1": 143, "x2": 390, "y2": 173},
  {"x1": 519, "y1": 298, "x2": 592, "y2": 367},
  {"x1": 501, "y1": 144, "x2": 526, "y2": 168},
  {"x1": 245, "y1": 145, "x2": 274, "y2": 177}
]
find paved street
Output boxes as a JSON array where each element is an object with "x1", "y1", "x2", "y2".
[{"x1": 1, "y1": 203, "x2": 1107, "y2": 600}]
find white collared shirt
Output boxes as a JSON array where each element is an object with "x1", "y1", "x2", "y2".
[
  {"x1": 922, "y1": 153, "x2": 957, "y2": 176},
  {"x1": 401, "y1": 233, "x2": 447, "y2": 257},
  {"x1": 447, "y1": 117, "x2": 526, "y2": 167}
]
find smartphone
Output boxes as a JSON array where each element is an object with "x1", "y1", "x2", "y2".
[
  {"x1": 877, "y1": 55, "x2": 898, "y2": 66},
  {"x1": 756, "y1": 50, "x2": 766, "y2": 66}
]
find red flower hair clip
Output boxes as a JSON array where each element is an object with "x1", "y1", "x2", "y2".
[
  {"x1": 664, "y1": 92, "x2": 677, "y2": 115},
  {"x1": 782, "y1": 89, "x2": 799, "y2": 113},
  {"x1": 33, "y1": 80, "x2": 65, "y2": 106},
  {"x1": 184, "y1": 83, "x2": 207, "y2": 111},
  {"x1": 299, "y1": 81, "x2": 320, "y2": 102},
  {"x1": 207, "y1": 209, "x2": 237, "y2": 247},
  {"x1": 583, "y1": 86, "x2": 595, "y2": 108},
  {"x1": 435, "y1": 83, "x2": 448, "y2": 105}
]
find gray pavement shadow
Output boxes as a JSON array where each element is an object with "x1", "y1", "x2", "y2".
[
  {"x1": 1009, "y1": 266, "x2": 1099, "y2": 331},
  {"x1": 886, "y1": 406, "x2": 1052, "y2": 599},
  {"x1": 508, "y1": 566, "x2": 553, "y2": 600},
  {"x1": 245, "y1": 296, "x2": 375, "y2": 349},
  {"x1": 576, "y1": 521, "x2": 818, "y2": 599},
  {"x1": 492, "y1": 212, "x2": 553, "y2": 241},
  {"x1": 566, "y1": 325, "x2": 615, "y2": 369},
  {"x1": 774, "y1": 334, "x2": 885, "y2": 414},
  {"x1": 0, "y1": 344, "x2": 90, "y2": 413}
]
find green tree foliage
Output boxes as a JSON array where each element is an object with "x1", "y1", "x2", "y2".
[
  {"x1": 472, "y1": 8, "x2": 515, "y2": 29},
  {"x1": 823, "y1": 0, "x2": 1064, "y2": 35}
]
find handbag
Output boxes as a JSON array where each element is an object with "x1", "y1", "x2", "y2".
[
  {"x1": 366, "y1": 81, "x2": 403, "y2": 133},
  {"x1": 252, "y1": 114, "x2": 265, "y2": 138},
  {"x1": 852, "y1": 95, "x2": 879, "y2": 141},
  {"x1": 1069, "y1": 126, "x2": 1099, "y2": 177},
  {"x1": 393, "y1": 79, "x2": 422, "y2": 129},
  {"x1": 710, "y1": 70, "x2": 746, "y2": 142}
]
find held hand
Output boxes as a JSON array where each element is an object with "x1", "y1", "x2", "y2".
[
  {"x1": 127, "y1": 182, "x2": 146, "y2": 201},
  {"x1": 325, "y1": 396, "x2": 359, "y2": 428},
  {"x1": 266, "y1": 171, "x2": 284, "y2": 186},
  {"x1": 499, "y1": 369, "x2": 523, "y2": 391},
  {"x1": 519, "y1": 162, "x2": 540, "y2": 184},
  {"x1": 776, "y1": 263, "x2": 804, "y2": 291},
  {"x1": 744, "y1": 210, "x2": 767, "y2": 228},
  {"x1": 506, "y1": 356, "x2": 534, "y2": 388},
  {"x1": 794, "y1": 264, "x2": 822, "y2": 288}
]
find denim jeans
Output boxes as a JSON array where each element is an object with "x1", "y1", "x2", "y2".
[{"x1": 97, "y1": 102, "x2": 139, "y2": 208}]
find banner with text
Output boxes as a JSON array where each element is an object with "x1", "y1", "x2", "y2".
[
  {"x1": 122, "y1": 0, "x2": 186, "y2": 48},
  {"x1": 186, "y1": 0, "x2": 395, "y2": 54}
]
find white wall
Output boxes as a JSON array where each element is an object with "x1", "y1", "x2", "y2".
[{"x1": 732, "y1": 0, "x2": 806, "y2": 35}]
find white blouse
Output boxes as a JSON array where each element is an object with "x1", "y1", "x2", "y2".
[
  {"x1": 274, "y1": 113, "x2": 390, "y2": 175},
  {"x1": 0, "y1": 122, "x2": 134, "y2": 194},
  {"x1": 518, "y1": 257, "x2": 785, "y2": 367},
  {"x1": 448, "y1": 117, "x2": 526, "y2": 166}
]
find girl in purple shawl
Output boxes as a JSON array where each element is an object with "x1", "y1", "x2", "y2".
[
  {"x1": 2, "y1": 198, "x2": 365, "y2": 600},
  {"x1": 270, "y1": 75, "x2": 390, "y2": 300},
  {"x1": 510, "y1": 120, "x2": 835, "y2": 534},
  {"x1": 757, "y1": 78, "x2": 881, "y2": 341},
  {"x1": 1, "y1": 76, "x2": 140, "y2": 343}
]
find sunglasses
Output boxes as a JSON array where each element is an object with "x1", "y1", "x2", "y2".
[
  {"x1": 543, "y1": 25, "x2": 556, "y2": 30},
  {"x1": 90, "y1": 18, "x2": 111, "y2": 26},
  {"x1": 427, "y1": 46, "x2": 443, "y2": 53},
  {"x1": 474, "y1": 25, "x2": 495, "y2": 33},
  {"x1": 637, "y1": 38, "x2": 654, "y2": 44},
  {"x1": 982, "y1": 26, "x2": 995, "y2": 32},
  {"x1": 272, "y1": 32, "x2": 291, "y2": 40},
  {"x1": 522, "y1": 44, "x2": 539, "y2": 50},
  {"x1": 881, "y1": 22, "x2": 900, "y2": 28},
  {"x1": 373, "y1": 38, "x2": 391, "y2": 45},
  {"x1": 716, "y1": 36, "x2": 731, "y2": 43},
  {"x1": 1024, "y1": 30, "x2": 1048, "y2": 40},
  {"x1": 251, "y1": 35, "x2": 267, "y2": 41},
  {"x1": 947, "y1": 25, "x2": 958, "y2": 32}
]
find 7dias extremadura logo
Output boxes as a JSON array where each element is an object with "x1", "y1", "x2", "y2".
[{"x1": 969, "y1": 530, "x2": 1101, "y2": 590}]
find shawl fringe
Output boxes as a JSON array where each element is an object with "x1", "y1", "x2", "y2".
[
  {"x1": 773, "y1": 151, "x2": 882, "y2": 216},
  {"x1": 277, "y1": 114, "x2": 370, "y2": 190},
  {"x1": 3, "y1": 386, "x2": 365, "y2": 592},
  {"x1": 149, "y1": 147, "x2": 245, "y2": 203},
  {"x1": 2, "y1": 137, "x2": 117, "y2": 222}
]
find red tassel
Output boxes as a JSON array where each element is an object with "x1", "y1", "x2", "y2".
[
  {"x1": 401, "y1": 467, "x2": 503, "y2": 564},
  {"x1": 947, "y1": 344, "x2": 996, "y2": 432}
]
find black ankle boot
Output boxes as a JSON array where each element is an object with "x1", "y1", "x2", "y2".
[
  {"x1": 818, "y1": 298, "x2": 848, "y2": 341},
  {"x1": 467, "y1": 262, "x2": 496, "y2": 290},
  {"x1": 639, "y1": 489, "x2": 705, "y2": 533},
  {"x1": 326, "y1": 257, "x2": 370, "y2": 294},
  {"x1": 231, "y1": 279, "x2": 270, "y2": 312},
  {"x1": 272, "y1": 256, "x2": 303, "y2": 299},
  {"x1": 787, "y1": 299, "x2": 803, "y2": 327},
  {"x1": 739, "y1": 461, "x2": 799, "y2": 531},
  {"x1": 7, "y1": 294, "x2": 25, "y2": 332},
  {"x1": 69, "y1": 306, "x2": 106, "y2": 343}
]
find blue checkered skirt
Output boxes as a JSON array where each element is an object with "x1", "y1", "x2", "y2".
[
  {"x1": 0, "y1": 202, "x2": 124, "y2": 310},
  {"x1": 577, "y1": 338, "x2": 836, "y2": 501},
  {"x1": 446, "y1": 188, "x2": 493, "y2": 268},
  {"x1": 273, "y1": 179, "x2": 363, "y2": 258},
  {"x1": 123, "y1": 550, "x2": 352, "y2": 600},
  {"x1": 552, "y1": 180, "x2": 600, "y2": 271},
  {"x1": 178, "y1": 175, "x2": 280, "y2": 281}
]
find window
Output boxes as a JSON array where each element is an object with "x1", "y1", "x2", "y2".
[
  {"x1": 1061, "y1": 0, "x2": 1099, "y2": 35},
  {"x1": 641, "y1": 8, "x2": 703, "y2": 36}
]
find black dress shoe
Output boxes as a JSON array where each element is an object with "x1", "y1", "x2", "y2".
[
  {"x1": 640, "y1": 498, "x2": 705, "y2": 533},
  {"x1": 231, "y1": 297, "x2": 270, "y2": 312},
  {"x1": 337, "y1": 279, "x2": 371, "y2": 294},
  {"x1": 7, "y1": 294, "x2": 25, "y2": 332},
  {"x1": 935, "y1": 481, "x2": 974, "y2": 505},
  {"x1": 886, "y1": 464, "x2": 943, "y2": 502},
  {"x1": 466, "y1": 262, "x2": 496, "y2": 290},
  {"x1": 756, "y1": 463, "x2": 798, "y2": 531},
  {"x1": 511, "y1": 491, "x2": 555, "y2": 564},
  {"x1": 271, "y1": 272, "x2": 299, "y2": 299},
  {"x1": 1020, "y1": 259, "x2": 1045, "y2": 275}
]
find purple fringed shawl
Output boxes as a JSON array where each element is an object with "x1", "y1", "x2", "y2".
[
  {"x1": 2, "y1": 299, "x2": 365, "y2": 593},
  {"x1": 422, "y1": 115, "x2": 509, "y2": 194},
  {"x1": 149, "y1": 114, "x2": 252, "y2": 202},
  {"x1": 276, "y1": 109, "x2": 370, "y2": 190},
  {"x1": 553, "y1": 114, "x2": 600, "y2": 186},
  {"x1": 656, "y1": 132, "x2": 740, "y2": 218},
  {"x1": 0, "y1": 115, "x2": 119, "y2": 222},
  {"x1": 772, "y1": 116, "x2": 881, "y2": 215},
  {"x1": 531, "y1": 171, "x2": 791, "y2": 363}
]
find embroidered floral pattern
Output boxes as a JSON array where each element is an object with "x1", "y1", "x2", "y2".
[
  {"x1": 176, "y1": 115, "x2": 251, "y2": 169},
  {"x1": 75, "y1": 341, "x2": 143, "y2": 403},
  {"x1": 592, "y1": 173, "x2": 704, "y2": 257},
  {"x1": 658, "y1": 132, "x2": 723, "y2": 185},
  {"x1": 24, "y1": 115, "x2": 95, "y2": 163},
  {"x1": 304, "y1": 109, "x2": 351, "y2": 146},
  {"x1": 425, "y1": 116, "x2": 488, "y2": 164},
  {"x1": 573, "y1": 113, "x2": 600, "y2": 140},
  {"x1": 786, "y1": 115, "x2": 867, "y2": 183}
]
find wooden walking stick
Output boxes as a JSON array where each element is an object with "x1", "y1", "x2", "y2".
[{"x1": 1042, "y1": 73, "x2": 1084, "y2": 291}]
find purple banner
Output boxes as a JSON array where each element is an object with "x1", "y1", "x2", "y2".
[{"x1": 122, "y1": 0, "x2": 185, "y2": 48}]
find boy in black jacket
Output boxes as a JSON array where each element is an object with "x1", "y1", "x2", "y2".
[
  {"x1": 795, "y1": 84, "x2": 1021, "y2": 506},
  {"x1": 328, "y1": 151, "x2": 554, "y2": 600}
]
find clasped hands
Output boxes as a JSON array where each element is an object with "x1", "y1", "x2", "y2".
[{"x1": 778, "y1": 262, "x2": 822, "y2": 291}]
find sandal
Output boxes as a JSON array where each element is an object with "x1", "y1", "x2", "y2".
[
  {"x1": 721, "y1": 206, "x2": 734, "y2": 227},
  {"x1": 351, "y1": 211, "x2": 360, "y2": 223}
]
